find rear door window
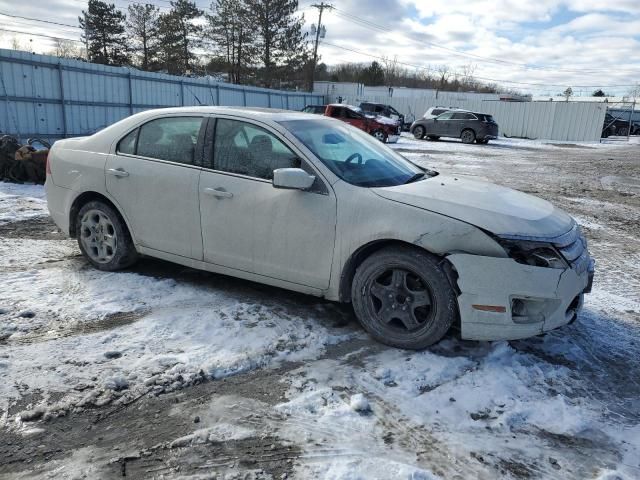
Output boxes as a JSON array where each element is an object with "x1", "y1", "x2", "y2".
[{"x1": 136, "y1": 117, "x2": 204, "y2": 165}]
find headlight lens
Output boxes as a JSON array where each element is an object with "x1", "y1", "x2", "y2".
[{"x1": 498, "y1": 239, "x2": 568, "y2": 269}]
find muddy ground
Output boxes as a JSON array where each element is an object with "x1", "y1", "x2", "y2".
[{"x1": 1, "y1": 137, "x2": 639, "y2": 479}]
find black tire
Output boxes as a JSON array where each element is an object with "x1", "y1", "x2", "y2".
[
  {"x1": 76, "y1": 200, "x2": 138, "y2": 271},
  {"x1": 412, "y1": 125, "x2": 425, "y2": 139},
  {"x1": 351, "y1": 246, "x2": 458, "y2": 349},
  {"x1": 372, "y1": 130, "x2": 388, "y2": 143},
  {"x1": 426, "y1": 135, "x2": 440, "y2": 141},
  {"x1": 461, "y1": 129, "x2": 476, "y2": 144}
]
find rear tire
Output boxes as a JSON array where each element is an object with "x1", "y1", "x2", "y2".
[
  {"x1": 351, "y1": 246, "x2": 457, "y2": 349},
  {"x1": 461, "y1": 129, "x2": 476, "y2": 144},
  {"x1": 412, "y1": 126, "x2": 425, "y2": 139},
  {"x1": 76, "y1": 200, "x2": 138, "y2": 271}
]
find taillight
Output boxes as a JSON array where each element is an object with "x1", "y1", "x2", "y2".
[{"x1": 46, "y1": 151, "x2": 52, "y2": 175}]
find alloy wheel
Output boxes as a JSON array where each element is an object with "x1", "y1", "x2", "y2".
[
  {"x1": 367, "y1": 267, "x2": 435, "y2": 331},
  {"x1": 80, "y1": 209, "x2": 118, "y2": 264}
]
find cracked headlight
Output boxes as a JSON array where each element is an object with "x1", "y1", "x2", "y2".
[{"x1": 497, "y1": 239, "x2": 568, "y2": 269}]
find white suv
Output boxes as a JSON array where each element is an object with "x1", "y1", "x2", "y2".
[{"x1": 45, "y1": 107, "x2": 594, "y2": 349}]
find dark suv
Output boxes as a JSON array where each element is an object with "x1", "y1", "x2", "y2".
[
  {"x1": 410, "y1": 110, "x2": 498, "y2": 144},
  {"x1": 359, "y1": 102, "x2": 408, "y2": 130}
]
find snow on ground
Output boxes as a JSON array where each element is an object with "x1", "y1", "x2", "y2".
[
  {"x1": 0, "y1": 182, "x2": 48, "y2": 225},
  {"x1": 1, "y1": 136, "x2": 640, "y2": 479}
]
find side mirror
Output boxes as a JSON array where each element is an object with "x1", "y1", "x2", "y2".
[{"x1": 273, "y1": 168, "x2": 315, "y2": 191}]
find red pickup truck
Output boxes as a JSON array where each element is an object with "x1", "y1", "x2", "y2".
[{"x1": 324, "y1": 104, "x2": 401, "y2": 143}]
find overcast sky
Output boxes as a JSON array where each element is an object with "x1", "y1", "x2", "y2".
[{"x1": 0, "y1": 0, "x2": 638, "y2": 96}]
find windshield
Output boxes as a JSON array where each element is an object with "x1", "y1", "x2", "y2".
[{"x1": 280, "y1": 119, "x2": 433, "y2": 187}]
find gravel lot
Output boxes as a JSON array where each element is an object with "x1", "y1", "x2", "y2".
[{"x1": 1, "y1": 136, "x2": 639, "y2": 479}]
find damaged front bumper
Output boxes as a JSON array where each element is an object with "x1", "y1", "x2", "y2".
[{"x1": 447, "y1": 254, "x2": 594, "y2": 341}]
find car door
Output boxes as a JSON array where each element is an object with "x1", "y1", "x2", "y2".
[
  {"x1": 105, "y1": 115, "x2": 205, "y2": 259},
  {"x1": 430, "y1": 111, "x2": 454, "y2": 135},
  {"x1": 198, "y1": 116, "x2": 337, "y2": 289}
]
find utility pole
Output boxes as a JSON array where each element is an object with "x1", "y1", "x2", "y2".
[{"x1": 308, "y1": 3, "x2": 331, "y2": 92}]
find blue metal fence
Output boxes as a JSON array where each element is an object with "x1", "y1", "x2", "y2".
[{"x1": 0, "y1": 49, "x2": 324, "y2": 142}]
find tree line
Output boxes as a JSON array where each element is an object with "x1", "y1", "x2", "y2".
[
  {"x1": 74, "y1": 0, "x2": 308, "y2": 89},
  {"x1": 46, "y1": 0, "x2": 512, "y2": 94}
]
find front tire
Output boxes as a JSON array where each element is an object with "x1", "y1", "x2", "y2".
[
  {"x1": 76, "y1": 200, "x2": 138, "y2": 271},
  {"x1": 412, "y1": 126, "x2": 425, "y2": 139},
  {"x1": 351, "y1": 247, "x2": 457, "y2": 349},
  {"x1": 372, "y1": 130, "x2": 388, "y2": 143}
]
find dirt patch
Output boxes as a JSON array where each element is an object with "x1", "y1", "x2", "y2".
[
  {"x1": 2, "y1": 310, "x2": 151, "y2": 346},
  {"x1": 0, "y1": 216, "x2": 65, "y2": 240}
]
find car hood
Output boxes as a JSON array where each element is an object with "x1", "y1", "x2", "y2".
[{"x1": 372, "y1": 175, "x2": 574, "y2": 239}]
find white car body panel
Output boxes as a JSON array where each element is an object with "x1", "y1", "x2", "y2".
[{"x1": 45, "y1": 106, "x2": 593, "y2": 342}]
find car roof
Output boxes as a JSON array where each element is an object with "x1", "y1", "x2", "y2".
[{"x1": 124, "y1": 106, "x2": 317, "y2": 122}]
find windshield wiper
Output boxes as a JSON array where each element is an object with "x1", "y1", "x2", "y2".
[{"x1": 404, "y1": 172, "x2": 426, "y2": 184}]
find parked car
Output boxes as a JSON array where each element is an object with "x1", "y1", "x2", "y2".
[
  {"x1": 45, "y1": 107, "x2": 593, "y2": 349},
  {"x1": 411, "y1": 110, "x2": 499, "y2": 144},
  {"x1": 324, "y1": 104, "x2": 401, "y2": 143},
  {"x1": 302, "y1": 105, "x2": 327, "y2": 115},
  {"x1": 359, "y1": 102, "x2": 408, "y2": 130},
  {"x1": 601, "y1": 113, "x2": 640, "y2": 138}
]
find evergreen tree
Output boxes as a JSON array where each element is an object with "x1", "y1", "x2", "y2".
[
  {"x1": 360, "y1": 61, "x2": 385, "y2": 86},
  {"x1": 126, "y1": 3, "x2": 160, "y2": 70},
  {"x1": 207, "y1": 0, "x2": 255, "y2": 84},
  {"x1": 157, "y1": 0, "x2": 203, "y2": 75},
  {"x1": 246, "y1": 0, "x2": 308, "y2": 88},
  {"x1": 79, "y1": 0, "x2": 128, "y2": 66}
]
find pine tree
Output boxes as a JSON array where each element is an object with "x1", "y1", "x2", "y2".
[
  {"x1": 79, "y1": 0, "x2": 129, "y2": 66},
  {"x1": 246, "y1": 0, "x2": 308, "y2": 88},
  {"x1": 126, "y1": 3, "x2": 160, "y2": 70},
  {"x1": 207, "y1": 0, "x2": 255, "y2": 84},
  {"x1": 157, "y1": 0, "x2": 203, "y2": 75}
]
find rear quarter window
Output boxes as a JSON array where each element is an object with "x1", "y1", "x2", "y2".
[{"x1": 117, "y1": 129, "x2": 138, "y2": 154}]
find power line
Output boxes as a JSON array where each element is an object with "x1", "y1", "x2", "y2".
[
  {"x1": 0, "y1": 27, "x2": 83, "y2": 44},
  {"x1": 328, "y1": 7, "x2": 640, "y2": 75},
  {"x1": 320, "y1": 41, "x2": 638, "y2": 89}
]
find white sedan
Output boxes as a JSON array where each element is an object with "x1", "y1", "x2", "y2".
[{"x1": 45, "y1": 107, "x2": 594, "y2": 349}]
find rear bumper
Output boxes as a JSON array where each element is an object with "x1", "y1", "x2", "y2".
[
  {"x1": 447, "y1": 254, "x2": 592, "y2": 341},
  {"x1": 44, "y1": 177, "x2": 72, "y2": 235}
]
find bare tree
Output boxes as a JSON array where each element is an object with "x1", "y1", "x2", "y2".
[
  {"x1": 437, "y1": 64, "x2": 451, "y2": 89},
  {"x1": 51, "y1": 39, "x2": 80, "y2": 58}
]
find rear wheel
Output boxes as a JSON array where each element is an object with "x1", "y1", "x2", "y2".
[
  {"x1": 461, "y1": 129, "x2": 476, "y2": 144},
  {"x1": 76, "y1": 200, "x2": 138, "y2": 271},
  {"x1": 372, "y1": 130, "x2": 388, "y2": 143},
  {"x1": 412, "y1": 126, "x2": 425, "y2": 139},
  {"x1": 351, "y1": 247, "x2": 457, "y2": 349}
]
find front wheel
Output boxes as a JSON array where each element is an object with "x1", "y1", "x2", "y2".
[
  {"x1": 372, "y1": 130, "x2": 388, "y2": 143},
  {"x1": 351, "y1": 247, "x2": 458, "y2": 349},
  {"x1": 412, "y1": 126, "x2": 425, "y2": 139},
  {"x1": 76, "y1": 200, "x2": 138, "y2": 271}
]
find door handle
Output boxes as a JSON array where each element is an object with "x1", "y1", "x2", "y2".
[
  {"x1": 107, "y1": 168, "x2": 129, "y2": 178},
  {"x1": 204, "y1": 187, "x2": 233, "y2": 198}
]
